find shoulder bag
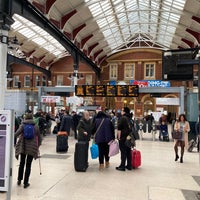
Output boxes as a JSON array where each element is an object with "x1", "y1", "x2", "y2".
[{"x1": 172, "y1": 130, "x2": 182, "y2": 140}]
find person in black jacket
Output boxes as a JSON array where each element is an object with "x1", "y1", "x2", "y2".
[
  {"x1": 92, "y1": 111, "x2": 115, "y2": 171},
  {"x1": 116, "y1": 107, "x2": 132, "y2": 171},
  {"x1": 77, "y1": 110, "x2": 93, "y2": 166}
]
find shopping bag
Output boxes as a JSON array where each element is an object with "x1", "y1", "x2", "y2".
[
  {"x1": 90, "y1": 143, "x2": 99, "y2": 159},
  {"x1": 108, "y1": 140, "x2": 119, "y2": 157}
]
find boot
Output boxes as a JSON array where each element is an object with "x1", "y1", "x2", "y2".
[
  {"x1": 99, "y1": 164, "x2": 104, "y2": 171},
  {"x1": 175, "y1": 154, "x2": 179, "y2": 161},
  {"x1": 105, "y1": 162, "x2": 110, "y2": 168},
  {"x1": 180, "y1": 157, "x2": 183, "y2": 163}
]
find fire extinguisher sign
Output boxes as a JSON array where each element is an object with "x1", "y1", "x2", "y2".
[{"x1": 0, "y1": 110, "x2": 14, "y2": 193}]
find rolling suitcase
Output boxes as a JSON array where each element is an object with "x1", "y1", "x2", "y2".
[
  {"x1": 131, "y1": 149, "x2": 141, "y2": 168},
  {"x1": 188, "y1": 139, "x2": 196, "y2": 152},
  {"x1": 74, "y1": 141, "x2": 88, "y2": 172},
  {"x1": 56, "y1": 134, "x2": 68, "y2": 152}
]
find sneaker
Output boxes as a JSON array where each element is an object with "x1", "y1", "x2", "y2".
[{"x1": 24, "y1": 183, "x2": 30, "y2": 189}]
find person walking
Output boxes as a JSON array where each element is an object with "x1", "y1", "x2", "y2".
[
  {"x1": 92, "y1": 111, "x2": 115, "y2": 171},
  {"x1": 116, "y1": 107, "x2": 132, "y2": 171},
  {"x1": 77, "y1": 110, "x2": 93, "y2": 166},
  {"x1": 173, "y1": 114, "x2": 190, "y2": 163},
  {"x1": 15, "y1": 112, "x2": 40, "y2": 188},
  {"x1": 59, "y1": 110, "x2": 73, "y2": 135}
]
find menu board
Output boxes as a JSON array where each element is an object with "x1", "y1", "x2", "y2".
[{"x1": 75, "y1": 85, "x2": 139, "y2": 97}]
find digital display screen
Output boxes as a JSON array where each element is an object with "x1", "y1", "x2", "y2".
[
  {"x1": 85, "y1": 85, "x2": 95, "y2": 96},
  {"x1": 106, "y1": 85, "x2": 116, "y2": 96},
  {"x1": 117, "y1": 85, "x2": 127, "y2": 96},
  {"x1": 75, "y1": 85, "x2": 85, "y2": 96},
  {"x1": 127, "y1": 85, "x2": 139, "y2": 97},
  {"x1": 95, "y1": 85, "x2": 106, "y2": 96},
  {"x1": 75, "y1": 85, "x2": 139, "y2": 97}
]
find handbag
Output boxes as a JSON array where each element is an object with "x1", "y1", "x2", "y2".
[
  {"x1": 108, "y1": 140, "x2": 119, "y2": 157},
  {"x1": 90, "y1": 142, "x2": 99, "y2": 159},
  {"x1": 172, "y1": 130, "x2": 182, "y2": 140}
]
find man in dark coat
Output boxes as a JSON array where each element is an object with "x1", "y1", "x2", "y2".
[{"x1": 116, "y1": 107, "x2": 132, "y2": 171}]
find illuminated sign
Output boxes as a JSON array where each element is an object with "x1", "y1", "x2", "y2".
[
  {"x1": 75, "y1": 85, "x2": 139, "y2": 97},
  {"x1": 75, "y1": 85, "x2": 85, "y2": 96},
  {"x1": 85, "y1": 85, "x2": 95, "y2": 96},
  {"x1": 95, "y1": 85, "x2": 106, "y2": 96},
  {"x1": 106, "y1": 85, "x2": 116, "y2": 96},
  {"x1": 117, "y1": 85, "x2": 127, "y2": 96}
]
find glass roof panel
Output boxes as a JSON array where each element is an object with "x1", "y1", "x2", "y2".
[
  {"x1": 11, "y1": 14, "x2": 66, "y2": 58},
  {"x1": 85, "y1": 0, "x2": 186, "y2": 51}
]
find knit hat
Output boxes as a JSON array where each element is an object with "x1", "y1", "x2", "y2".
[{"x1": 123, "y1": 107, "x2": 130, "y2": 114}]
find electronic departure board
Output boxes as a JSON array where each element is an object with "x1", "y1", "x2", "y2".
[
  {"x1": 106, "y1": 85, "x2": 116, "y2": 96},
  {"x1": 85, "y1": 85, "x2": 95, "y2": 96},
  {"x1": 75, "y1": 85, "x2": 139, "y2": 97},
  {"x1": 96, "y1": 85, "x2": 106, "y2": 96}
]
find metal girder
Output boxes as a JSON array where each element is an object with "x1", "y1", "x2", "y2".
[
  {"x1": 12, "y1": 0, "x2": 101, "y2": 78},
  {"x1": 7, "y1": 54, "x2": 51, "y2": 78}
]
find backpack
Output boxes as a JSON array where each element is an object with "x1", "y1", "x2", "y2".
[
  {"x1": 24, "y1": 124, "x2": 35, "y2": 139},
  {"x1": 128, "y1": 119, "x2": 140, "y2": 140}
]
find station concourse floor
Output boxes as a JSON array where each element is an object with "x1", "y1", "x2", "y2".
[{"x1": 1, "y1": 124, "x2": 200, "y2": 200}]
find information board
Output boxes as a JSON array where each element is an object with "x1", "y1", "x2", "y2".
[
  {"x1": 75, "y1": 85, "x2": 139, "y2": 97},
  {"x1": 0, "y1": 110, "x2": 14, "y2": 192}
]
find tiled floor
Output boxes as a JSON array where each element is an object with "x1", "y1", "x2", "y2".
[{"x1": 1, "y1": 124, "x2": 200, "y2": 200}]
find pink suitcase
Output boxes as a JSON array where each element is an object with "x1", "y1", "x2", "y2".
[{"x1": 131, "y1": 149, "x2": 141, "y2": 168}]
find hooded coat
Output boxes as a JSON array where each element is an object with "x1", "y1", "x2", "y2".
[{"x1": 15, "y1": 119, "x2": 40, "y2": 160}]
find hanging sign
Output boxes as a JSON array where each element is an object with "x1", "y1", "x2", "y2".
[{"x1": 41, "y1": 96, "x2": 60, "y2": 103}]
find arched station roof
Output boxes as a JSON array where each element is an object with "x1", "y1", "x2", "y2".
[{"x1": 8, "y1": 0, "x2": 200, "y2": 70}]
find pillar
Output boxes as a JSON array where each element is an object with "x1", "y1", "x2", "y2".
[{"x1": 0, "y1": 30, "x2": 8, "y2": 109}]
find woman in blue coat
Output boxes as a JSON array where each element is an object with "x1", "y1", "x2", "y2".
[{"x1": 92, "y1": 111, "x2": 115, "y2": 171}]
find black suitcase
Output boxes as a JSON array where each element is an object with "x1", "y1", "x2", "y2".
[
  {"x1": 188, "y1": 139, "x2": 196, "y2": 152},
  {"x1": 74, "y1": 141, "x2": 88, "y2": 172},
  {"x1": 56, "y1": 135, "x2": 68, "y2": 152}
]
